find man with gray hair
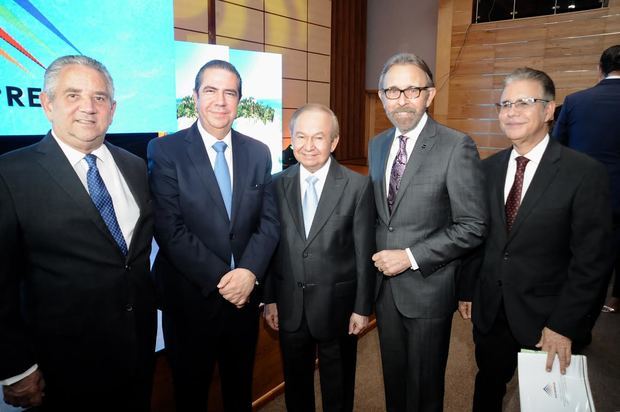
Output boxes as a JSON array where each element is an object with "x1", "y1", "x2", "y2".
[
  {"x1": 368, "y1": 52, "x2": 487, "y2": 412},
  {"x1": 458, "y1": 67, "x2": 613, "y2": 411},
  {"x1": 0, "y1": 55, "x2": 156, "y2": 410}
]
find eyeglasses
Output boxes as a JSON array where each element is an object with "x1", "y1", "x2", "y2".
[
  {"x1": 495, "y1": 97, "x2": 549, "y2": 113},
  {"x1": 381, "y1": 86, "x2": 432, "y2": 100}
]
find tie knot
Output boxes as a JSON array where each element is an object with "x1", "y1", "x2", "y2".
[
  {"x1": 398, "y1": 135, "x2": 408, "y2": 145},
  {"x1": 515, "y1": 156, "x2": 529, "y2": 170},
  {"x1": 306, "y1": 175, "x2": 318, "y2": 186},
  {"x1": 84, "y1": 154, "x2": 98, "y2": 168},
  {"x1": 213, "y1": 141, "x2": 228, "y2": 153}
]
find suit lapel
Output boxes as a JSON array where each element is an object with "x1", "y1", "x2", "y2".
[
  {"x1": 231, "y1": 130, "x2": 248, "y2": 227},
  {"x1": 374, "y1": 129, "x2": 393, "y2": 223},
  {"x1": 490, "y1": 149, "x2": 511, "y2": 243},
  {"x1": 34, "y1": 133, "x2": 122, "y2": 253},
  {"x1": 185, "y1": 123, "x2": 230, "y2": 223},
  {"x1": 107, "y1": 142, "x2": 147, "y2": 257},
  {"x1": 306, "y1": 159, "x2": 347, "y2": 245},
  {"x1": 390, "y1": 118, "x2": 438, "y2": 218},
  {"x1": 282, "y1": 164, "x2": 306, "y2": 241},
  {"x1": 507, "y1": 140, "x2": 561, "y2": 241}
]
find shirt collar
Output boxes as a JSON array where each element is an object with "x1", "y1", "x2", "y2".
[
  {"x1": 396, "y1": 112, "x2": 429, "y2": 140},
  {"x1": 300, "y1": 156, "x2": 332, "y2": 183},
  {"x1": 51, "y1": 130, "x2": 111, "y2": 166},
  {"x1": 510, "y1": 134, "x2": 549, "y2": 164},
  {"x1": 196, "y1": 120, "x2": 232, "y2": 150}
]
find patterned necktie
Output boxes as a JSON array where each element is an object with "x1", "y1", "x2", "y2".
[
  {"x1": 303, "y1": 175, "x2": 319, "y2": 238},
  {"x1": 213, "y1": 141, "x2": 232, "y2": 218},
  {"x1": 505, "y1": 156, "x2": 530, "y2": 232},
  {"x1": 388, "y1": 135, "x2": 408, "y2": 214},
  {"x1": 84, "y1": 154, "x2": 128, "y2": 255}
]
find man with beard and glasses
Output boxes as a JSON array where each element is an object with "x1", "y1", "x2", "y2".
[{"x1": 368, "y1": 52, "x2": 487, "y2": 412}]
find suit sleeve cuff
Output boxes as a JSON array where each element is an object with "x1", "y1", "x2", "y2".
[
  {"x1": 0, "y1": 364, "x2": 38, "y2": 386},
  {"x1": 405, "y1": 248, "x2": 418, "y2": 270}
]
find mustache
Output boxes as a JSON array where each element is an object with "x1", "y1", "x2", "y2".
[{"x1": 390, "y1": 108, "x2": 416, "y2": 114}]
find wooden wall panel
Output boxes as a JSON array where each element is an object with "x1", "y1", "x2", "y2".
[
  {"x1": 265, "y1": 13, "x2": 308, "y2": 49},
  {"x1": 175, "y1": 0, "x2": 209, "y2": 33},
  {"x1": 308, "y1": 0, "x2": 331, "y2": 26},
  {"x1": 265, "y1": 0, "x2": 308, "y2": 20},
  {"x1": 331, "y1": 0, "x2": 366, "y2": 162},
  {"x1": 265, "y1": 45, "x2": 308, "y2": 79},
  {"x1": 216, "y1": 0, "x2": 264, "y2": 41},
  {"x1": 434, "y1": 0, "x2": 620, "y2": 158}
]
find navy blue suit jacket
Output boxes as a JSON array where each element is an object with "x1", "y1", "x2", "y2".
[
  {"x1": 553, "y1": 78, "x2": 620, "y2": 212},
  {"x1": 147, "y1": 123, "x2": 279, "y2": 317}
]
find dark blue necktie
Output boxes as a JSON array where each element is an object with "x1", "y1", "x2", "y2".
[{"x1": 84, "y1": 154, "x2": 128, "y2": 256}]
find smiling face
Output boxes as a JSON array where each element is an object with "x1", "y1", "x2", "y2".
[
  {"x1": 498, "y1": 79, "x2": 555, "y2": 153},
  {"x1": 379, "y1": 64, "x2": 436, "y2": 134},
  {"x1": 193, "y1": 67, "x2": 240, "y2": 140},
  {"x1": 40, "y1": 64, "x2": 116, "y2": 153},
  {"x1": 292, "y1": 108, "x2": 339, "y2": 173}
]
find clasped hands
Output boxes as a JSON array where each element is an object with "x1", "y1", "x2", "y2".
[{"x1": 217, "y1": 268, "x2": 256, "y2": 308}]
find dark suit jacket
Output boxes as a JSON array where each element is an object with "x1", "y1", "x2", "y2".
[
  {"x1": 459, "y1": 139, "x2": 613, "y2": 346},
  {"x1": 368, "y1": 117, "x2": 487, "y2": 318},
  {"x1": 0, "y1": 134, "x2": 156, "y2": 392},
  {"x1": 264, "y1": 160, "x2": 375, "y2": 341},
  {"x1": 147, "y1": 123, "x2": 279, "y2": 320},
  {"x1": 553, "y1": 78, "x2": 620, "y2": 213}
]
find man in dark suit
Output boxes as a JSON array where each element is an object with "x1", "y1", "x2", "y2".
[
  {"x1": 553, "y1": 45, "x2": 620, "y2": 313},
  {"x1": 0, "y1": 55, "x2": 156, "y2": 411},
  {"x1": 458, "y1": 67, "x2": 613, "y2": 412},
  {"x1": 148, "y1": 60, "x2": 279, "y2": 411},
  {"x1": 368, "y1": 53, "x2": 487, "y2": 412},
  {"x1": 263, "y1": 104, "x2": 375, "y2": 412}
]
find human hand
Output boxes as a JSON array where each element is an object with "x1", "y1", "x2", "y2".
[
  {"x1": 536, "y1": 327, "x2": 572, "y2": 374},
  {"x1": 458, "y1": 301, "x2": 472, "y2": 320},
  {"x1": 218, "y1": 268, "x2": 256, "y2": 308},
  {"x1": 264, "y1": 303, "x2": 279, "y2": 331},
  {"x1": 348, "y1": 313, "x2": 369, "y2": 335},
  {"x1": 3, "y1": 369, "x2": 45, "y2": 408},
  {"x1": 372, "y1": 249, "x2": 411, "y2": 276}
]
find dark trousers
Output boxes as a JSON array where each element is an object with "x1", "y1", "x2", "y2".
[
  {"x1": 279, "y1": 315, "x2": 358, "y2": 412},
  {"x1": 472, "y1": 305, "x2": 524, "y2": 412},
  {"x1": 163, "y1": 295, "x2": 260, "y2": 412},
  {"x1": 375, "y1": 279, "x2": 453, "y2": 412}
]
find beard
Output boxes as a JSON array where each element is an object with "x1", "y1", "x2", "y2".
[{"x1": 386, "y1": 108, "x2": 423, "y2": 133}]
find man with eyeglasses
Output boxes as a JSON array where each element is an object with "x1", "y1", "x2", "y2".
[
  {"x1": 458, "y1": 67, "x2": 613, "y2": 412},
  {"x1": 368, "y1": 52, "x2": 487, "y2": 412}
]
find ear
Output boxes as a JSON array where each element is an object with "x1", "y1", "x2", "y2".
[
  {"x1": 40, "y1": 92, "x2": 54, "y2": 121},
  {"x1": 544, "y1": 100, "x2": 556, "y2": 123},
  {"x1": 330, "y1": 135, "x2": 340, "y2": 153},
  {"x1": 192, "y1": 91, "x2": 199, "y2": 107},
  {"x1": 425, "y1": 87, "x2": 437, "y2": 108}
]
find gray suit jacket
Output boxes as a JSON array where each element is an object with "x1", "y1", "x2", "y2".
[
  {"x1": 368, "y1": 117, "x2": 487, "y2": 318},
  {"x1": 264, "y1": 159, "x2": 376, "y2": 341}
]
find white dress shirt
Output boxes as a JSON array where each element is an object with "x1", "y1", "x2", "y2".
[
  {"x1": 299, "y1": 157, "x2": 331, "y2": 205},
  {"x1": 504, "y1": 135, "x2": 549, "y2": 203},
  {"x1": 383, "y1": 113, "x2": 429, "y2": 271},
  {"x1": 197, "y1": 121, "x2": 234, "y2": 190},
  {"x1": 0, "y1": 133, "x2": 140, "y2": 387}
]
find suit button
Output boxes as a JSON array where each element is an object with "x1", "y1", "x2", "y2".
[
  {"x1": 503, "y1": 252, "x2": 509, "y2": 261},
  {"x1": 297, "y1": 282, "x2": 305, "y2": 288},
  {"x1": 124, "y1": 265, "x2": 132, "y2": 271},
  {"x1": 388, "y1": 226, "x2": 394, "y2": 232},
  {"x1": 303, "y1": 252, "x2": 308, "y2": 258},
  {"x1": 125, "y1": 304, "x2": 133, "y2": 312}
]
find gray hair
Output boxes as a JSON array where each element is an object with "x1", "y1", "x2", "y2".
[
  {"x1": 44, "y1": 55, "x2": 115, "y2": 100},
  {"x1": 289, "y1": 103, "x2": 340, "y2": 140},
  {"x1": 194, "y1": 59, "x2": 242, "y2": 99},
  {"x1": 503, "y1": 67, "x2": 555, "y2": 101},
  {"x1": 378, "y1": 53, "x2": 434, "y2": 90}
]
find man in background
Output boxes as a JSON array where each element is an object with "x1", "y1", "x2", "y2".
[
  {"x1": 148, "y1": 59, "x2": 279, "y2": 411},
  {"x1": 368, "y1": 52, "x2": 487, "y2": 412},
  {"x1": 264, "y1": 104, "x2": 375, "y2": 412},
  {"x1": 459, "y1": 67, "x2": 613, "y2": 412},
  {"x1": 0, "y1": 55, "x2": 156, "y2": 411},
  {"x1": 553, "y1": 45, "x2": 620, "y2": 314}
]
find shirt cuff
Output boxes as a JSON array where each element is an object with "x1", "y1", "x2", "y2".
[
  {"x1": 0, "y1": 365, "x2": 38, "y2": 386},
  {"x1": 405, "y1": 248, "x2": 419, "y2": 270}
]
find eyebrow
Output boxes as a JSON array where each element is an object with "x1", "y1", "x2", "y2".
[
  {"x1": 62, "y1": 88, "x2": 110, "y2": 97},
  {"x1": 202, "y1": 86, "x2": 238, "y2": 93}
]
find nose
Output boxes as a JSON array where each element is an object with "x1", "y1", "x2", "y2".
[
  {"x1": 397, "y1": 92, "x2": 408, "y2": 106},
  {"x1": 214, "y1": 90, "x2": 227, "y2": 105},
  {"x1": 80, "y1": 97, "x2": 96, "y2": 113}
]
